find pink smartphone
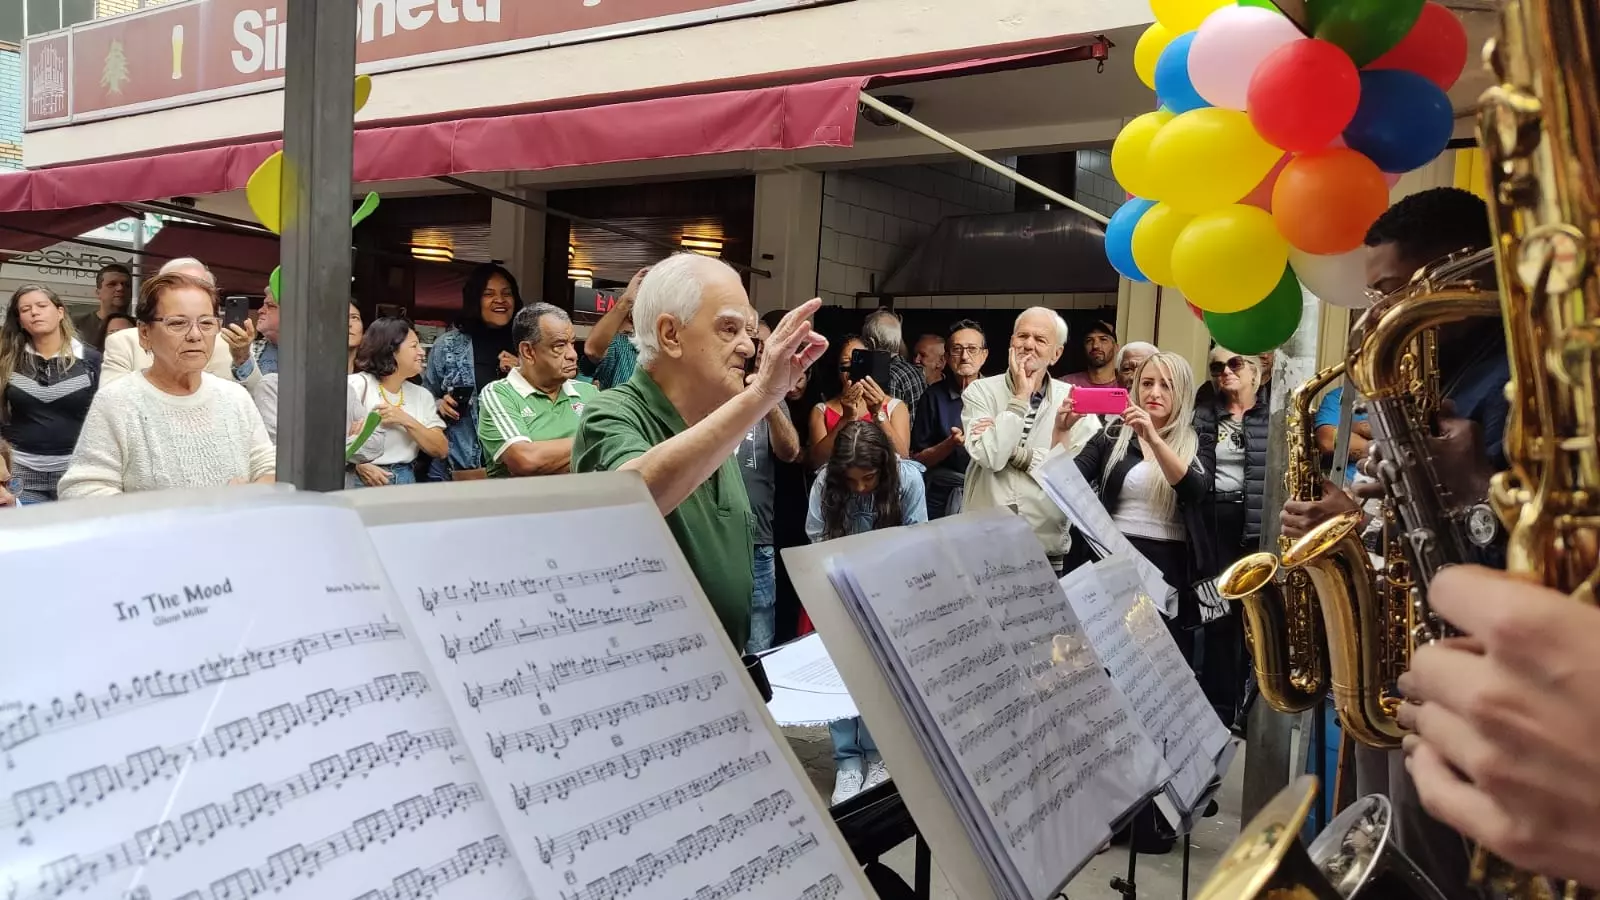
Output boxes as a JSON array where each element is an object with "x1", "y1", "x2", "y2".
[{"x1": 1072, "y1": 386, "x2": 1130, "y2": 415}]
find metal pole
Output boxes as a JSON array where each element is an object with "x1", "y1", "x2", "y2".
[
  {"x1": 276, "y1": 0, "x2": 356, "y2": 492},
  {"x1": 130, "y1": 215, "x2": 146, "y2": 316},
  {"x1": 856, "y1": 93, "x2": 1111, "y2": 225}
]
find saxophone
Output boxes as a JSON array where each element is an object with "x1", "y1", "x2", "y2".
[
  {"x1": 1219, "y1": 363, "x2": 1340, "y2": 714},
  {"x1": 1474, "y1": 0, "x2": 1600, "y2": 894}
]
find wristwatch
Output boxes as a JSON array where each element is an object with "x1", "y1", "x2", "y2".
[
  {"x1": 1466, "y1": 502, "x2": 1502, "y2": 548},
  {"x1": 875, "y1": 408, "x2": 887, "y2": 423}
]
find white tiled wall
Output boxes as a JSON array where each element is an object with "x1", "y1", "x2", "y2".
[
  {"x1": 892, "y1": 292, "x2": 1118, "y2": 311},
  {"x1": 1074, "y1": 149, "x2": 1126, "y2": 218},
  {"x1": 817, "y1": 160, "x2": 1018, "y2": 307}
]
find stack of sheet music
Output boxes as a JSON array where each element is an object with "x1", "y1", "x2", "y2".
[{"x1": 821, "y1": 513, "x2": 1171, "y2": 900}]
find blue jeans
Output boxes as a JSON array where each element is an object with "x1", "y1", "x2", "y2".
[
  {"x1": 346, "y1": 462, "x2": 419, "y2": 489},
  {"x1": 748, "y1": 545, "x2": 777, "y2": 654},
  {"x1": 829, "y1": 717, "x2": 877, "y2": 764}
]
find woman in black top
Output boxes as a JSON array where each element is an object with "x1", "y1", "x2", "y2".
[{"x1": 0, "y1": 285, "x2": 102, "y2": 503}]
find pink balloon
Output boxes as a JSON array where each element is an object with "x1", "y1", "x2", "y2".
[
  {"x1": 1384, "y1": 172, "x2": 1403, "y2": 189},
  {"x1": 1188, "y1": 6, "x2": 1305, "y2": 110},
  {"x1": 1241, "y1": 154, "x2": 1290, "y2": 211}
]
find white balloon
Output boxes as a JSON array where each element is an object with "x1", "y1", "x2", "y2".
[
  {"x1": 1188, "y1": 6, "x2": 1305, "y2": 111},
  {"x1": 1289, "y1": 248, "x2": 1371, "y2": 309}
]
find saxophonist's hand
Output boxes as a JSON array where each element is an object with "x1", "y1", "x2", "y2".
[
  {"x1": 1398, "y1": 567, "x2": 1600, "y2": 889},
  {"x1": 1280, "y1": 479, "x2": 1361, "y2": 540}
]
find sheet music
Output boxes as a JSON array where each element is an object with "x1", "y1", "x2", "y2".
[
  {"x1": 368, "y1": 502, "x2": 866, "y2": 900},
  {"x1": 829, "y1": 514, "x2": 1168, "y2": 900},
  {"x1": 761, "y1": 636, "x2": 858, "y2": 728},
  {"x1": 0, "y1": 502, "x2": 530, "y2": 900},
  {"x1": 1063, "y1": 558, "x2": 1229, "y2": 816},
  {"x1": 1032, "y1": 454, "x2": 1177, "y2": 617}
]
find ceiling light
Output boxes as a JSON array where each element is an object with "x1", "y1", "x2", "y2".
[
  {"x1": 568, "y1": 267, "x2": 593, "y2": 281},
  {"x1": 411, "y1": 244, "x2": 454, "y2": 262},
  {"x1": 680, "y1": 235, "x2": 723, "y2": 256}
]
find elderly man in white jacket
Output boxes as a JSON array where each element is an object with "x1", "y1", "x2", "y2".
[
  {"x1": 99, "y1": 257, "x2": 261, "y2": 393},
  {"x1": 961, "y1": 307, "x2": 1101, "y2": 573}
]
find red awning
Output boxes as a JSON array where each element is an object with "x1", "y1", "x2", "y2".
[
  {"x1": 142, "y1": 222, "x2": 280, "y2": 296},
  {"x1": 0, "y1": 205, "x2": 131, "y2": 260},
  {"x1": 0, "y1": 76, "x2": 866, "y2": 214}
]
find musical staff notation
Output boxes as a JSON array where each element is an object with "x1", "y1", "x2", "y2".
[
  {"x1": 464, "y1": 635, "x2": 706, "y2": 708},
  {"x1": 353, "y1": 836, "x2": 512, "y2": 900},
  {"x1": 889, "y1": 595, "x2": 975, "y2": 640},
  {"x1": 936, "y1": 666, "x2": 1021, "y2": 728},
  {"x1": 531, "y1": 752, "x2": 771, "y2": 864},
  {"x1": 441, "y1": 596, "x2": 687, "y2": 660},
  {"x1": 417, "y1": 558, "x2": 668, "y2": 613},
  {"x1": 921, "y1": 643, "x2": 1005, "y2": 696},
  {"x1": 955, "y1": 664, "x2": 1096, "y2": 755},
  {"x1": 486, "y1": 673, "x2": 727, "y2": 760},
  {"x1": 680, "y1": 833, "x2": 821, "y2": 900},
  {"x1": 1002, "y1": 734, "x2": 1139, "y2": 849},
  {"x1": 3, "y1": 671, "x2": 432, "y2": 831},
  {"x1": 971, "y1": 685, "x2": 1112, "y2": 787},
  {"x1": 559, "y1": 791, "x2": 795, "y2": 900},
  {"x1": 905, "y1": 619, "x2": 990, "y2": 669},
  {"x1": 511, "y1": 713, "x2": 751, "y2": 809},
  {"x1": 19, "y1": 729, "x2": 458, "y2": 897},
  {"x1": 1, "y1": 621, "x2": 405, "y2": 753},
  {"x1": 158, "y1": 783, "x2": 486, "y2": 900},
  {"x1": 797, "y1": 875, "x2": 846, "y2": 900}
]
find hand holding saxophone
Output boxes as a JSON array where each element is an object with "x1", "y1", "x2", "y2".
[{"x1": 1396, "y1": 566, "x2": 1600, "y2": 890}]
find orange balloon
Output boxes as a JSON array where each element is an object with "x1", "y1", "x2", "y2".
[{"x1": 1271, "y1": 148, "x2": 1390, "y2": 255}]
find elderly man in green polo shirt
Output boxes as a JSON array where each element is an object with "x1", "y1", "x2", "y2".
[
  {"x1": 477, "y1": 303, "x2": 598, "y2": 478},
  {"x1": 572, "y1": 254, "x2": 827, "y2": 649}
]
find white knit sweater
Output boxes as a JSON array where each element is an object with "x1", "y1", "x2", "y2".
[{"x1": 59, "y1": 372, "x2": 276, "y2": 499}]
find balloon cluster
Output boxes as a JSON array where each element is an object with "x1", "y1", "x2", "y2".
[{"x1": 1106, "y1": 0, "x2": 1467, "y2": 353}]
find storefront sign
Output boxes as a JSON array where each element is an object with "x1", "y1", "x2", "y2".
[
  {"x1": 572, "y1": 285, "x2": 622, "y2": 317},
  {"x1": 25, "y1": 0, "x2": 846, "y2": 129}
]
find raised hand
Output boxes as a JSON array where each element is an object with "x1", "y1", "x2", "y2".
[{"x1": 753, "y1": 298, "x2": 828, "y2": 402}]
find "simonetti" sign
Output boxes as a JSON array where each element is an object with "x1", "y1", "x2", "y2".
[{"x1": 25, "y1": 0, "x2": 845, "y2": 129}]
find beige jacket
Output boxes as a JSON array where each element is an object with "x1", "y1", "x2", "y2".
[
  {"x1": 101, "y1": 328, "x2": 260, "y2": 392},
  {"x1": 961, "y1": 373, "x2": 1102, "y2": 561}
]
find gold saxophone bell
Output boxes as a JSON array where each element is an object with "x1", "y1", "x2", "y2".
[
  {"x1": 1220, "y1": 552, "x2": 1325, "y2": 713},
  {"x1": 1282, "y1": 511, "x2": 1405, "y2": 749},
  {"x1": 1198, "y1": 776, "x2": 1448, "y2": 900}
]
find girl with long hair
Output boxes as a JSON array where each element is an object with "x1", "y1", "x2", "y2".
[
  {"x1": 0, "y1": 285, "x2": 102, "y2": 502},
  {"x1": 422, "y1": 263, "x2": 524, "y2": 479},
  {"x1": 805, "y1": 420, "x2": 928, "y2": 805}
]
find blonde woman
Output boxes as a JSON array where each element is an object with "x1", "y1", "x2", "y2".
[{"x1": 0, "y1": 285, "x2": 102, "y2": 502}]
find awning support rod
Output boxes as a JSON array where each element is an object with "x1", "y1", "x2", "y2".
[
  {"x1": 435, "y1": 175, "x2": 774, "y2": 280},
  {"x1": 856, "y1": 92, "x2": 1112, "y2": 226}
]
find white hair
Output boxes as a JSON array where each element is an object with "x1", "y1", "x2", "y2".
[
  {"x1": 632, "y1": 253, "x2": 739, "y2": 368},
  {"x1": 157, "y1": 257, "x2": 212, "y2": 279},
  {"x1": 1015, "y1": 307, "x2": 1069, "y2": 348},
  {"x1": 1115, "y1": 341, "x2": 1158, "y2": 370},
  {"x1": 862, "y1": 308, "x2": 906, "y2": 358}
]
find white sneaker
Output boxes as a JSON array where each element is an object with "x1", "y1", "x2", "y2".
[
  {"x1": 863, "y1": 754, "x2": 890, "y2": 790},
  {"x1": 831, "y1": 758, "x2": 865, "y2": 806}
]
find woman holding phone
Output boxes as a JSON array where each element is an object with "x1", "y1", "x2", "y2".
[
  {"x1": 807, "y1": 335, "x2": 910, "y2": 468},
  {"x1": 423, "y1": 263, "x2": 524, "y2": 480},
  {"x1": 349, "y1": 317, "x2": 449, "y2": 488}
]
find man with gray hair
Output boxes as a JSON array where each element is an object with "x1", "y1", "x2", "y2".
[
  {"x1": 477, "y1": 303, "x2": 597, "y2": 479},
  {"x1": 573, "y1": 253, "x2": 827, "y2": 649},
  {"x1": 1115, "y1": 341, "x2": 1159, "y2": 390},
  {"x1": 962, "y1": 306, "x2": 1101, "y2": 573},
  {"x1": 100, "y1": 257, "x2": 260, "y2": 392},
  {"x1": 861, "y1": 307, "x2": 925, "y2": 415}
]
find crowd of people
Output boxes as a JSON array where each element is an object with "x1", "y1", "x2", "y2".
[{"x1": 3, "y1": 186, "x2": 1594, "y2": 893}]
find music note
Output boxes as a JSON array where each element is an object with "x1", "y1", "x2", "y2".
[
  {"x1": 463, "y1": 635, "x2": 705, "y2": 707},
  {"x1": 414, "y1": 558, "x2": 669, "y2": 614}
]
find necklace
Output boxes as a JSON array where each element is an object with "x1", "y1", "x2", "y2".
[{"x1": 377, "y1": 382, "x2": 406, "y2": 408}]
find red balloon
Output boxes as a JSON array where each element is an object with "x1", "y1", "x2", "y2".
[
  {"x1": 1367, "y1": 2, "x2": 1468, "y2": 91},
  {"x1": 1241, "y1": 154, "x2": 1290, "y2": 211},
  {"x1": 1248, "y1": 39, "x2": 1362, "y2": 152},
  {"x1": 1188, "y1": 301, "x2": 1205, "y2": 320}
]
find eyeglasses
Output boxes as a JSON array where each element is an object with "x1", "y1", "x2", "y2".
[
  {"x1": 155, "y1": 316, "x2": 223, "y2": 336},
  {"x1": 1209, "y1": 357, "x2": 1250, "y2": 377},
  {"x1": 948, "y1": 345, "x2": 985, "y2": 357}
]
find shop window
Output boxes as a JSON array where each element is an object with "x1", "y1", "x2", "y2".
[
  {"x1": 25, "y1": 0, "x2": 61, "y2": 36},
  {"x1": 63, "y1": 0, "x2": 95, "y2": 28},
  {"x1": 0, "y1": 4, "x2": 22, "y2": 44}
]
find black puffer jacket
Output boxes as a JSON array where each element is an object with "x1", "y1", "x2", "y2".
[{"x1": 1191, "y1": 395, "x2": 1271, "y2": 551}]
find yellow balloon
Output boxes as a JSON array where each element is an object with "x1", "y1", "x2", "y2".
[
  {"x1": 1134, "y1": 24, "x2": 1173, "y2": 90},
  {"x1": 354, "y1": 74, "x2": 373, "y2": 114},
  {"x1": 1151, "y1": 0, "x2": 1231, "y2": 33},
  {"x1": 1111, "y1": 110, "x2": 1174, "y2": 201},
  {"x1": 246, "y1": 151, "x2": 284, "y2": 233},
  {"x1": 1171, "y1": 205, "x2": 1290, "y2": 313},
  {"x1": 1146, "y1": 108, "x2": 1283, "y2": 215},
  {"x1": 1130, "y1": 202, "x2": 1194, "y2": 286}
]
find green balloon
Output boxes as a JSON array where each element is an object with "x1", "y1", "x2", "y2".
[
  {"x1": 1236, "y1": 0, "x2": 1283, "y2": 11},
  {"x1": 1307, "y1": 0, "x2": 1424, "y2": 66},
  {"x1": 1203, "y1": 264, "x2": 1303, "y2": 354}
]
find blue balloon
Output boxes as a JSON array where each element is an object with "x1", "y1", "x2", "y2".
[
  {"x1": 1105, "y1": 198, "x2": 1154, "y2": 283},
  {"x1": 1343, "y1": 69, "x2": 1454, "y2": 174},
  {"x1": 1155, "y1": 33, "x2": 1209, "y2": 115}
]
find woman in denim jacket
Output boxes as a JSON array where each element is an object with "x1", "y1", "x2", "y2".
[{"x1": 422, "y1": 263, "x2": 524, "y2": 480}]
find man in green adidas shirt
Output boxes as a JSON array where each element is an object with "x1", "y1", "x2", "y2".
[{"x1": 477, "y1": 303, "x2": 598, "y2": 478}]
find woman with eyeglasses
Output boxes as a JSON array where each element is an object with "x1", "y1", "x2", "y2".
[
  {"x1": 59, "y1": 272, "x2": 275, "y2": 498},
  {"x1": 0, "y1": 284, "x2": 102, "y2": 503},
  {"x1": 1190, "y1": 346, "x2": 1270, "y2": 730},
  {"x1": 349, "y1": 317, "x2": 449, "y2": 488},
  {"x1": 807, "y1": 335, "x2": 910, "y2": 469}
]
